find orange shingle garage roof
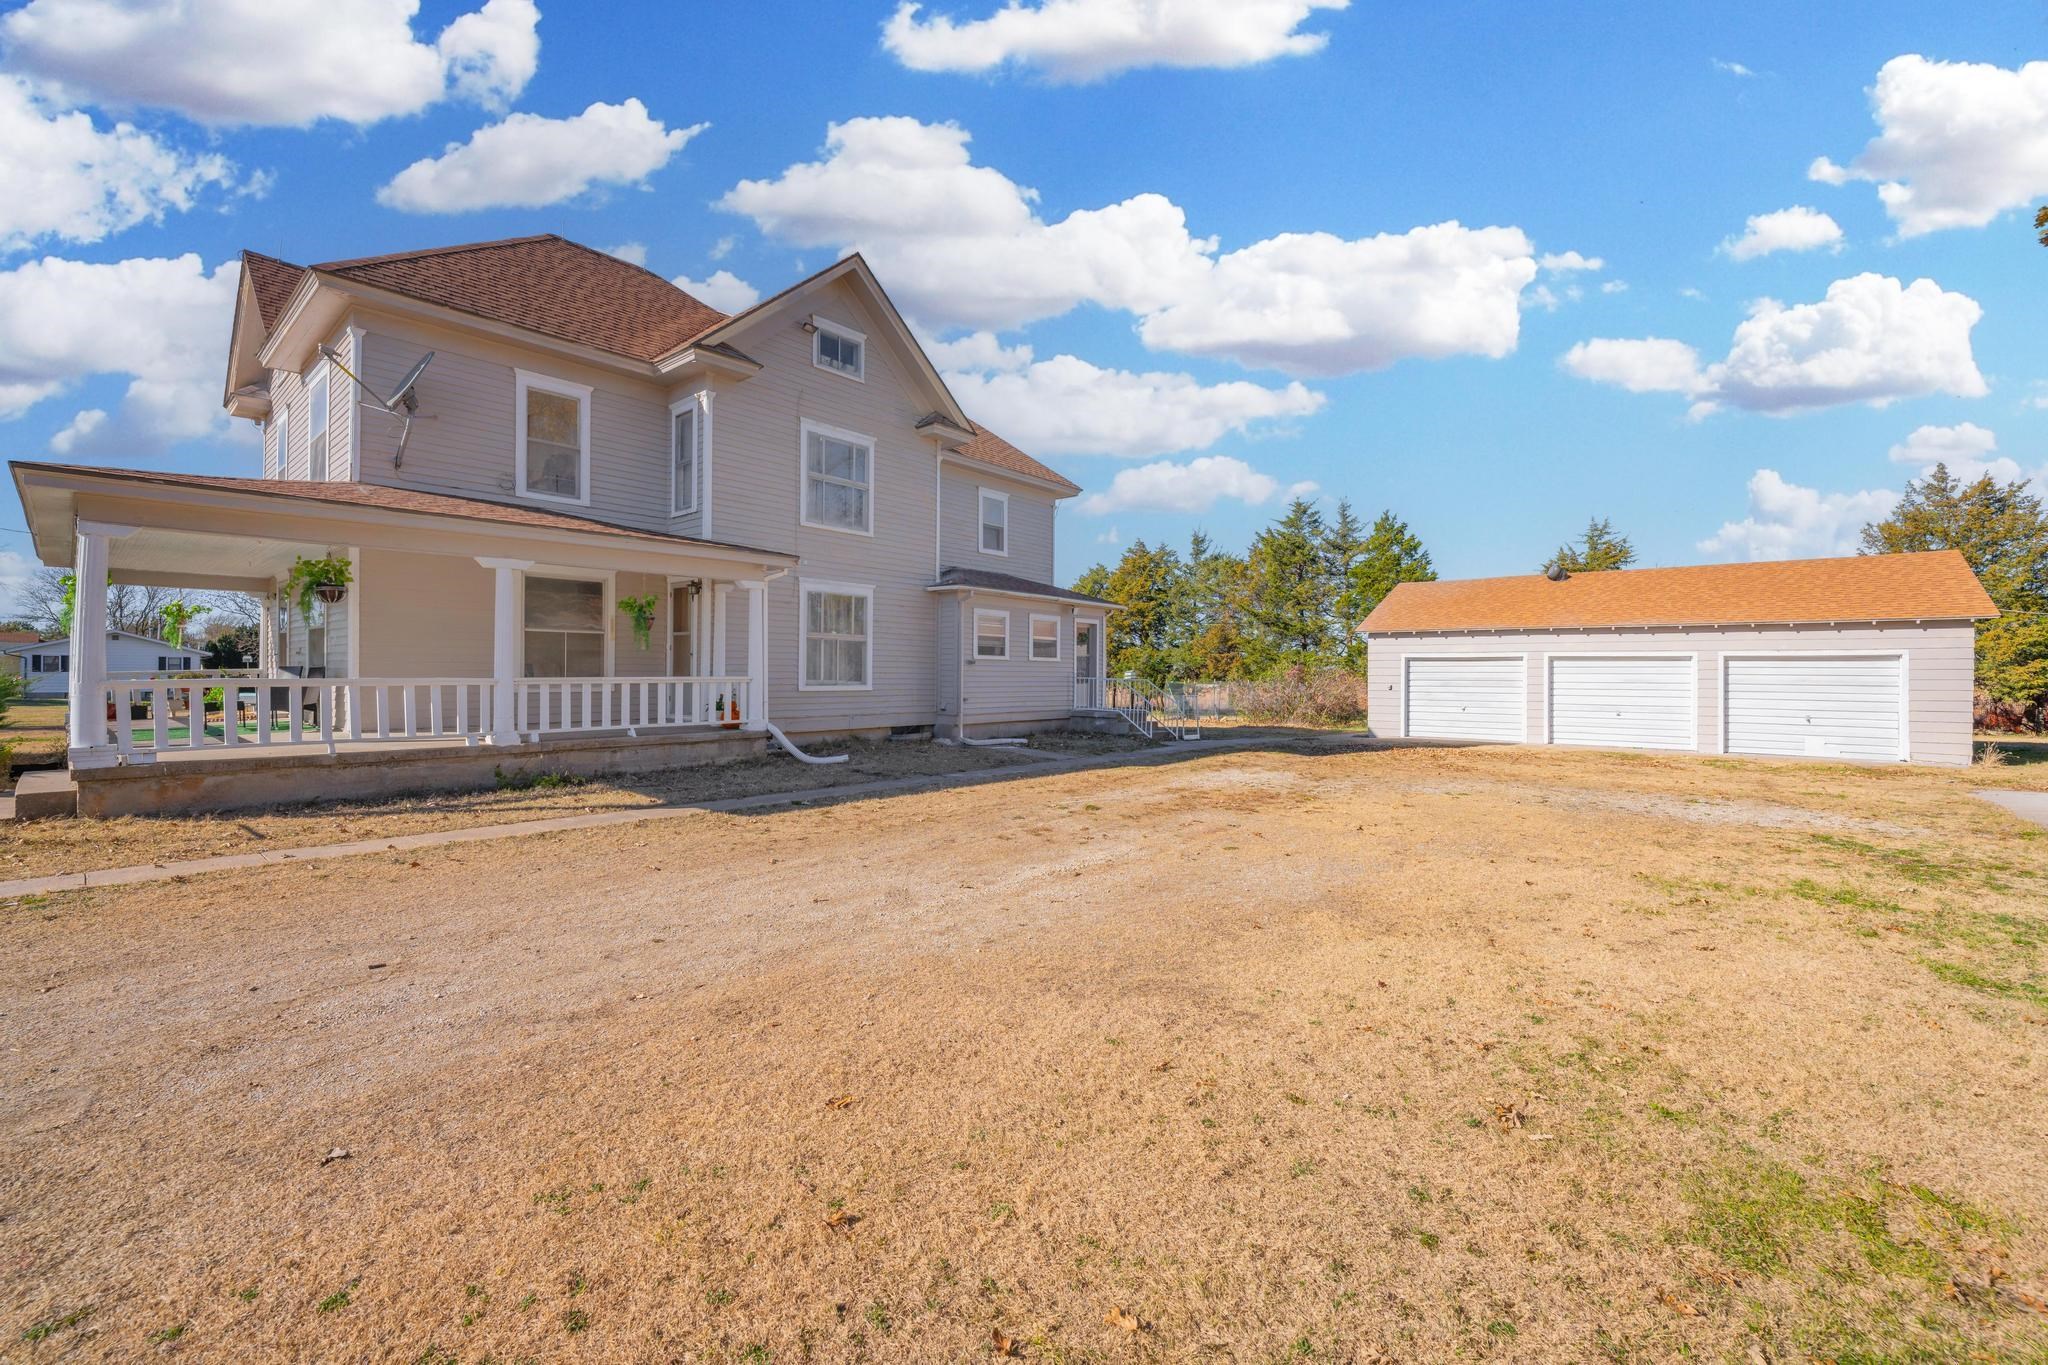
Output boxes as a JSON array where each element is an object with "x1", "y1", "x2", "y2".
[{"x1": 1362, "y1": 550, "x2": 1997, "y2": 634}]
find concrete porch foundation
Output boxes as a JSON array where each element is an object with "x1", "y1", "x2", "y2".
[{"x1": 69, "y1": 728, "x2": 767, "y2": 817}]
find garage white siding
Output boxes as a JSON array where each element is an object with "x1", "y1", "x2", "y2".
[
  {"x1": 1723, "y1": 654, "x2": 1905, "y2": 762},
  {"x1": 1403, "y1": 655, "x2": 1525, "y2": 741},
  {"x1": 1365, "y1": 622, "x2": 1976, "y2": 766},
  {"x1": 1548, "y1": 655, "x2": 1694, "y2": 750}
]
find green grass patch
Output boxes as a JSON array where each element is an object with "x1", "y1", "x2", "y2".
[
  {"x1": 1786, "y1": 879, "x2": 1904, "y2": 914},
  {"x1": 1921, "y1": 958, "x2": 2048, "y2": 1008}
]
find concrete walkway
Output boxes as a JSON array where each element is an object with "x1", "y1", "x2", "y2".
[
  {"x1": 0, "y1": 734, "x2": 1357, "y2": 902},
  {"x1": 1976, "y1": 789, "x2": 2048, "y2": 830}
]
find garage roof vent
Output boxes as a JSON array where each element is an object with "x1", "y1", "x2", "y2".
[{"x1": 1545, "y1": 563, "x2": 1570, "y2": 582}]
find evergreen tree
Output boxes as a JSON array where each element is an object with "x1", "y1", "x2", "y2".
[
  {"x1": 1543, "y1": 517, "x2": 1636, "y2": 574},
  {"x1": 1243, "y1": 498, "x2": 1332, "y2": 663},
  {"x1": 1340, "y1": 510, "x2": 1437, "y2": 671},
  {"x1": 1861, "y1": 463, "x2": 2048, "y2": 715},
  {"x1": 1076, "y1": 540, "x2": 1187, "y2": 682}
]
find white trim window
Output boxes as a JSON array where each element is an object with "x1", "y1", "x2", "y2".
[
  {"x1": 270, "y1": 405, "x2": 288, "y2": 479},
  {"x1": 1029, "y1": 613, "x2": 1060, "y2": 661},
  {"x1": 979, "y1": 487, "x2": 1009, "y2": 556},
  {"x1": 307, "y1": 362, "x2": 330, "y2": 481},
  {"x1": 812, "y1": 316, "x2": 865, "y2": 381},
  {"x1": 973, "y1": 608, "x2": 1009, "y2": 660},
  {"x1": 515, "y1": 370, "x2": 594, "y2": 506},
  {"x1": 800, "y1": 580, "x2": 873, "y2": 691},
  {"x1": 800, "y1": 419, "x2": 874, "y2": 536},
  {"x1": 522, "y1": 572, "x2": 609, "y2": 677},
  {"x1": 669, "y1": 397, "x2": 700, "y2": 516}
]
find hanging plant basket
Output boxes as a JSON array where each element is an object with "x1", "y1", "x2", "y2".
[
  {"x1": 285, "y1": 554, "x2": 355, "y2": 622},
  {"x1": 315, "y1": 583, "x2": 349, "y2": 605}
]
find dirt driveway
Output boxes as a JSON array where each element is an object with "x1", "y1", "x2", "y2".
[{"x1": 2, "y1": 742, "x2": 2044, "y2": 1361}]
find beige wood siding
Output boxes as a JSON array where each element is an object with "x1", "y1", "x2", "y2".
[
  {"x1": 713, "y1": 277, "x2": 946, "y2": 733},
  {"x1": 955, "y1": 593, "x2": 1077, "y2": 723},
  {"x1": 939, "y1": 466, "x2": 1056, "y2": 581},
  {"x1": 354, "y1": 549, "x2": 494, "y2": 677},
  {"x1": 1365, "y1": 622, "x2": 1978, "y2": 766}
]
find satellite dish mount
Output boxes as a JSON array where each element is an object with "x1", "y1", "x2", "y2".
[{"x1": 318, "y1": 345, "x2": 435, "y2": 468}]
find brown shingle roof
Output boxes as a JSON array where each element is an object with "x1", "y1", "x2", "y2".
[
  {"x1": 932, "y1": 567, "x2": 1116, "y2": 607},
  {"x1": 311, "y1": 235, "x2": 730, "y2": 363},
  {"x1": 243, "y1": 250, "x2": 303, "y2": 331},
  {"x1": 1362, "y1": 551, "x2": 1998, "y2": 634},
  {"x1": 10, "y1": 462, "x2": 794, "y2": 562},
  {"x1": 953, "y1": 423, "x2": 1079, "y2": 494}
]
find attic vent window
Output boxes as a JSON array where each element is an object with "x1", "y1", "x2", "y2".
[{"x1": 812, "y1": 317, "x2": 865, "y2": 381}]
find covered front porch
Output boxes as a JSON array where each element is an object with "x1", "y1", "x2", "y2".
[{"x1": 13, "y1": 462, "x2": 798, "y2": 806}]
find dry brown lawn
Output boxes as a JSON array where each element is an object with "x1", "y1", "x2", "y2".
[{"x1": 1, "y1": 741, "x2": 2045, "y2": 1363}]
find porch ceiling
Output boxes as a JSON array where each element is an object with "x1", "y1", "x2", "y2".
[{"x1": 13, "y1": 461, "x2": 798, "y2": 585}]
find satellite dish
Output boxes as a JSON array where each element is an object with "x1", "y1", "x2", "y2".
[{"x1": 318, "y1": 345, "x2": 435, "y2": 468}]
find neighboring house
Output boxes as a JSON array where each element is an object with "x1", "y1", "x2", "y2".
[
  {"x1": 1361, "y1": 550, "x2": 1997, "y2": 767},
  {"x1": 1, "y1": 632, "x2": 195, "y2": 699},
  {"x1": 0, "y1": 630, "x2": 37, "y2": 687},
  {"x1": 9, "y1": 235, "x2": 1114, "y2": 809}
]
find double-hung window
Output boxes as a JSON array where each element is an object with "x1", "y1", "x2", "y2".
[
  {"x1": 812, "y1": 318, "x2": 864, "y2": 380},
  {"x1": 516, "y1": 370, "x2": 593, "y2": 506},
  {"x1": 800, "y1": 582, "x2": 872, "y2": 690},
  {"x1": 523, "y1": 574, "x2": 607, "y2": 677},
  {"x1": 1029, "y1": 614, "x2": 1060, "y2": 661},
  {"x1": 307, "y1": 365, "x2": 330, "y2": 480},
  {"x1": 670, "y1": 398, "x2": 699, "y2": 516},
  {"x1": 270, "y1": 406, "x2": 289, "y2": 479},
  {"x1": 979, "y1": 488, "x2": 1008, "y2": 555},
  {"x1": 800, "y1": 420, "x2": 873, "y2": 535},
  {"x1": 973, "y1": 609, "x2": 1009, "y2": 659}
]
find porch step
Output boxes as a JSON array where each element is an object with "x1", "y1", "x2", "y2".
[{"x1": 12, "y1": 770, "x2": 78, "y2": 820}]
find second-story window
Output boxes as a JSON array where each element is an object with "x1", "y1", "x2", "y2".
[
  {"x1": 979, "y1": 488, "x2": 1008, "y2": 555},
  {"x1": 307, "y1": 365, "x2": 330, "y2": 480},
  {"x1": 801, "y1": 420, "x2": 873, "y2": 535},
  {"x1": 670, "y1": 401, "x2": 698, "y2": 516},
  {"x1": 516, "y1": 370, "x2": 593, "y2": 506},
  {"x1": 812, "y1": 318, "x2": 864, "y2": 381}
]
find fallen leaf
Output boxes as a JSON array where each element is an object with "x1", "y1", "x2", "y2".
[
  {"x1": 1152, "y1": 1060, "x2": 1173, "y2": 1073},
  {"x1": 825, "y1": 1094, "x2": 856, "y2": 1110},
  {"x1": 1658, "y1": 1289, "x2": 1699, "y2": 1317},
  {"x1": 823, "y1": 1209, "x2": 860, "y2": 1233},
  {"x1": 992, "y1": 1327, "x2": 1020, "y2": 1357},
  {"x1": 1103, "y1": 1305, "x2": 1144, "y2": 1333},
  {"x1": 1491, "y1": 1100, "x2": 1525, "y2": 1130}
]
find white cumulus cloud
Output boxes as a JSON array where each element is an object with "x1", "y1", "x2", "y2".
[
  {"x1": 1809, "y1": 54, "x2": 2048, "y2": 236},
  {"x1": 1, "y1": 0, "x2": 539, "y2": 127},
  {"x1": 1698, "y1": 469, "x2": 1899, "y2": 561},
  {"x1": 1562, "y1": 273, "x2": 1985, "y2": 417},
  {"x1": 719, "y1": 116, "x2": 1547, "y2": 375},
  {"x1": 376, "y1": 101, "x2": 701, "y2": 213},
  {"x1": 1081, "y1": 454, "x2": 1318, "y2": 515},
  {"x1": 671, "y1": 270, "x2": 759, "y2": 313},
  {"x1": 0, "y1": 252, "x2": 242, "y2": 454},
  {"x1": 1887, "y1": 421, "x2": 2047, "y2": 487},
  {"x1": 0, "y1": 75, "x2": 243, "y2": 253},
  {"x1": 940, "y1": 350, "x2": 1323, "y2": 457},
  {"x1": 1717, "y1": 206, "x2": 1843, "y2": 261},
  {"x1": 881, "y1": 0, "x2": 1348, "y2": 81},
  {"x1": 600, "y1": 242, "x2": 648, "y2": 266}
]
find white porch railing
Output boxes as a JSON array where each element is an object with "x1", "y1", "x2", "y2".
[
  {"x1": 97, "y1": 674, "x2": 754, "y2": 759},
  {"x1": 1073, "y1": 676, "x2": 1200, "y2": 740},
  {"x1": 513, "y1": 675, "x2": 751, "y2": 740}
]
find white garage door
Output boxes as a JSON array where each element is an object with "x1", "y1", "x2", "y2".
[
  {"x1": 1404, "y1": 656, "x2": 1525, "y2": 741},
  {"x1": 1548, "y1": 655, "x2": 1695, "y2": 750},
  {"x1": 1724, "y1": 655, "x2": 1905, "y2": 762}
]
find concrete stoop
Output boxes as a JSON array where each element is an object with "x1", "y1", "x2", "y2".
[{"x1": 11, "y1": 770, "x2": 79, "y2": 820}]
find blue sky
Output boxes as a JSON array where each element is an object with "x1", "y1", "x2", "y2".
[{"x1": 1, "y1": 0, "x2": 2045, "y2": 612}]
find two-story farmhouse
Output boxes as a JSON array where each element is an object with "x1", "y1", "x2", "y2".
[{"x1": 10, "y1": 236, "x2": 1116, "y2": 814}]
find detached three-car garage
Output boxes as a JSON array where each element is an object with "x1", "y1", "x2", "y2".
[{"x1": 1363, "y1": 551, "x2": 1996, "y2": 767}]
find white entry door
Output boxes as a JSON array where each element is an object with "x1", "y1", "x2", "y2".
[
  {"x1": 1723, "y1": 654, "x2": 1906, "y2": 762},
  {"x1": 1548, "y1": 655, "x2": 1695, "y2": 750},
  {"x1": 1403, "y1": 656, "x2": 1526, "y2": 741}
]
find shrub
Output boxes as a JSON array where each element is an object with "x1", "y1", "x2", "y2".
[{"x1": 1233, "y1": 667, "x2": 1369, "y2": 727}]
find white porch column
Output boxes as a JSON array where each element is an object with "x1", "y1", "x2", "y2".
[
  {"x1": 257, "y1": 589, "x2": 278, "y2": 673},
  {"x1": 67, "y1": 521, "x2": 134, "y2": 767},
  {"x1": 712, "y1": 582, "x2": 732, "y2": 675},
  {"x1": 737, "y1": 579, "x2": 768, "y2": 730},
  {"x1": 477, "y1": 557, "x2": 532, "y2": 745}
]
